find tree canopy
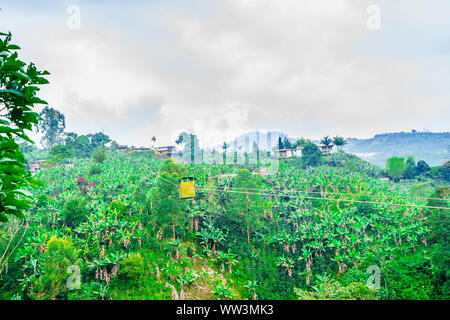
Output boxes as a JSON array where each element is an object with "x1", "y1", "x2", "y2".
[{"x1": 0, "y1": 32, "x2": 47, "y2": 222}]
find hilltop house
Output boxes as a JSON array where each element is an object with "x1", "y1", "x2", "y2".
[
  {"x1": 155, "y1": 146, "x2": 176, "y2": 158},
  {"x1": 117, "y1": 146, "x2": 128, "y2": 152},
  {"x1": 130, "y1": 147, "x2": 151, "y2": 152},
  {"x1": 276, "y1": 147, "x2": 302, "y2": 159},
  {"x1": 319, "y1": 144, "x2": 334, "y2": 156}
]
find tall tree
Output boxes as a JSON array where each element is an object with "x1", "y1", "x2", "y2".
[
  {"x1": 278, "y1": 137, "x2": 283, "y2": 150},
  {"x1": 89, "y1": 132, "x2": 110, "y2": 148},
  {"x1": 0, "y1": 31, "x2": 48, "y2": 222},
  {"x1": 152, "y1": 160, "x2": 186, "y2": 239},
  {"x1": 295, "y1": 137, "x2": 310, "y2": 148},
  {"x1": 417, "y1": 160, "x2": 431, "y2": 176},
  {"x1": 37, "y1": 106, "x2": 65, "y2": 149},
  {"x1": 64, "y1": 132, "x2": 92, "y2": 158},
  {"x1": 222, "y1": 142, "x2": 228, "y2": 165},
  {"x1": 332, "y1": 136, "x2": 347, "y2": 152},
  {"x1": 227, "y1": 169, "x2": 264, "y2": 244},
  {"x1": 405, "y1": 156, "x2": 417, "y2": 179},
  {"x1": 282, "y1": 137, "x2": 293, "y2": 149},
  {"x1": 301, "y1": 142, "x2": 322, "y2": 167},
  {"x1": 386, "y1": 157, "x2": 406, "y2": 181}
]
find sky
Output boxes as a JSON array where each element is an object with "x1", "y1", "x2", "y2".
[{"x1": 1, "y1": 0, "x2": 449, "y2": 147}]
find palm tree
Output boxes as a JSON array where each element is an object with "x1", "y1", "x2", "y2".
[
  {"x1": 332, "y1": 136, "x2": 346, "y2": 152},
  {"x1": 222, "y1": 142, "x2": 228, "y2": 165},
  {"x1": 320, "y1": 136, "x2": 332, "y2": 147},
  {"x1": 320, "y1": 136, "x2": 333, "y2": 155}
]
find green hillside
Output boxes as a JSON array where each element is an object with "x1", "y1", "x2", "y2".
[{"x1": 344, "y1": 132, "x2": 450, "y2": 167}]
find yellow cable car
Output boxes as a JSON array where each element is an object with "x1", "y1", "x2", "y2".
[{"x1": 179, "y1": 177, "x2": 195, "y2": 199}]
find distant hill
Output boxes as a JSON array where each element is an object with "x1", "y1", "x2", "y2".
[
  {"x1": 218, "y1": 131, "x2": 294, "y2": 151},
  {"x1": 221, "y1": 130, "x2": 449, "y2": 167},
  {"x1": 343, "y1": 131, "x2": 450, "y2": 167}
]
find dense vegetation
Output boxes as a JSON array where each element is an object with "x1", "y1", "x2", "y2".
[
  {"x1": 0, "y1": 148, "x2": 448, "y2": 300},
  {"x1": 1, "y1": 31, "x2": 449, "y2": 301}
]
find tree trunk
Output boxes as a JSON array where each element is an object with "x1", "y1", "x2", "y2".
[{"x1": 247, "y1": 223, "x2": 250, "y2": 244}]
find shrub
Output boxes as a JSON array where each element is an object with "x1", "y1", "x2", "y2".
[
  {"x1": 295, "y1": 280, "x2": 377, "y2": 300},
  {"x1": 62, "y1": 196, "x2": 88, "y2": 227},
  {"x1": 92, "y1": 146, "x2": 107, "y2": 164},
  {"x1": 301, "y1": 142, "x2": 322, "y2": 167},
  {"x1": 31, "y1": 237, "x2": 80, "y2": 299},
  {"x1": 89, "y1": 164, "x2": 102, "y2": 176},
  {"x1": 385, "y1": 157, "x2": 406, "y2": 181},
  {"x1": 36, "y1": 194, "x2": 49, "y2": 208},
  {"x1": 109, "y1": 199, "x2": 127, "y2": 216},
  {"x1": 382, "y1": 250, "x2": 433, "y2": 300},
  {"x1": 355, "y1": 195, "x2": 377, "y2": 217},
  {"x1": 118, "y1": 253, "x2": 145, "y2": 281}
]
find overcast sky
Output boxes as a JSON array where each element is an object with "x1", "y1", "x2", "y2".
[{"x1": 1, "y1": 0, "x2": 449, "y2": 147}]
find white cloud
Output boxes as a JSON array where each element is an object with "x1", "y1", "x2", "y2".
[{"x1": 1, "y1": 0, "x2": 448, "y2": 147}]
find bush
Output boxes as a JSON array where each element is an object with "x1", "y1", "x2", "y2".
[
  {"x1": 92, "y1": 146, "x2": 107, "y2": 164},
  {"x1": 62, "y1": 196, "x2": 88, "y2": 227},
  {"x1": 301, "y1": 142, "x2": 322, "y2": 167},
  {"x1": 355, "y1": 195, "x2": 377, "y2": 217},
  {"x1": 295, "y1": 280, "x2": 377, "y2": 300},
  {"x1": 109, "y1": 200, "x2": 127, "y2": 216},
  {"x1": 36, "y1": 194, "x2": 49, "y2": 208},
  {"x1": 118, "y1": 253, "x2": 145, "y2": 281},
  {"x1": 382, "y1": 250, "x2": 433, "y2": 300},
  {"x1": 89, "y1": 164, "x2": 102, "y2": 176},
  {"x1": 31, "y1": 237, "x2": 80, "y2": 299}
]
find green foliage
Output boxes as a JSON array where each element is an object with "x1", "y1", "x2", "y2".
[
  {"x1": 30, "y1": 237, "x2": 80, "y2": 299},
  {"x1": 227, "y1": 169, "x2": 264, "y2": 244},
  {"x1": 92, "y1": 146, "x2": 107, "y2": 164},
  {"x1": 382, "y1": 250, "x2": 433, "y2": 300},
  {"x1": 49, "y1": 144, "x2": 72, "y2": 159},
  {"x1": 426, "y1": 187, "x2": 450, "y2": 299},
  {"x1": 89, "y1": 164, "x2": 102, "y2": 176},
  {"x1": 62, "y1": 196, "x2": 88, "y2": 227},
  {"x1": 295, "y1": 281, "x2": 377, "y2": 300},
  {"x1": 355, "y1": 195, "x2": 377, "y2": 217},
  {"x1": 65, "y1": 132, "x2": 92, "y2": 158},
  {"x1": 301, "y1": 142, "x2": 322, "y2": 167},
  {"x1": 417, "y1": 160, "x2": 431, "y2": 176},
  {"x1": 212, "y1": 282, "x2": 236, "y2": 299},
  {"x1": 64, "y1": 132, "x2": 111, "y2": 159},
  {"x1": 109, "y1": 199, "x2": 127, "y2": 216},
  {"x1": 282, "y1": 137, "x2": 293, "y2": 149},
  {"x1": 159, "y1": 158, "x2": 185, "y2": 176},
  {"x1": 119, "y1": 253, "x2": 145, "y2": 281},
  {"x1": 405, "y1": 156, "x2": 417, "y2": 179},
  {"x1": 320, "y1": 136, "x2": 332, "y2": 147},
  {"x1": 326, "y1": 152, "x2": 384, "y2": 178},
  {"x1": 0, "y1": 31, "x2": 47, "y2": 222},
  {"x1": 152, "y1": 166, "x2": 186, "y2": 239},
  {"x1": 37, "y1": 106, "x2": 65, "y2": 149},
  {"x1": 332, "y1": 136, "x2": 347, "y2": 151},
  {"x1": 2, "y1": 143, "x2": 443, "y2": 300},
  {"x1": 440, "y1": 161, "x2": 450, "y2": 181},
  {"x1": 385, "y1": 156, "x2": 406, "y2": 181},
  {"x1": 89, "y1": 132, "x2": 111, "y2": 149}
]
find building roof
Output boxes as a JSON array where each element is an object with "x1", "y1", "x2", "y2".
[{"x1": 276, "y1": 148, "x2": 296, "y2": 152}]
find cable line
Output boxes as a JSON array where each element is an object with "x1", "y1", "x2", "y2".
[{"x1": 196, "y1": 185, "x2": 450, "y2": 211}]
